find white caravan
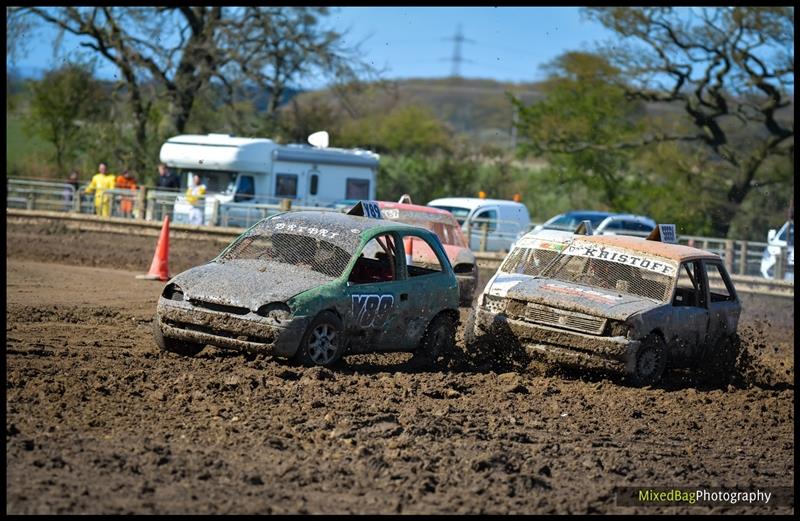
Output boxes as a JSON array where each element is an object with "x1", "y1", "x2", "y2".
[{"x1": 159, "y1": 133, "x2": 379, "y2": 225}]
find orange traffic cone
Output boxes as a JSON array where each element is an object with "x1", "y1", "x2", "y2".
[{"x1": 136, "y1": 215, "x2": 171, "y2": 281}]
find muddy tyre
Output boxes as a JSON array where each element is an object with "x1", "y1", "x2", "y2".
[
  {"x1": 296, "y1": 311, "x2": 345, "y2": 367},
  {"x1": 153, "y1": 316, "x2": 204, "y2": 357},
  {"x1": 416, "y1": 313, "x2": 457, "y2": 367},
  {"x1": 628, "y1": 333, "x2": 667, "y2": 387}
]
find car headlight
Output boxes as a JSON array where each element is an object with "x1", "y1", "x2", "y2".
[
  {"x1": 256, "y1": 302, "x2": 292, "y2": 324},
  {"x1": 162, "y1": 283, "x2": 184, "y2": 301},
  {"x1": 482, "y1": 294, "x2": 508, "y2": 314},
  {"x1": 606, "y1": 321, "x2": 630, "y2": 338}
]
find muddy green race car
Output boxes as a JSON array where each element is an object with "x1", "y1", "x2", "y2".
[{"x1": 153, "y1": 202, "x2": 460, "y2": 367}]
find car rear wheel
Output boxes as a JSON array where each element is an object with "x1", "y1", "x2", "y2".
[
  {"x1": 297, "y1": 311, "x2": 345, "y2": 367},
  {"x1": 628, "y1": 333, "x2": 667, "y2": 387},
  {"x1": 415, "y1": 313, "x2": 457, "y2": 367},
  {"x1": 153, "y1": 315, "x2": 205, "y2": 357}
]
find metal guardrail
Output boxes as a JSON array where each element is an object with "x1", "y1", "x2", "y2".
[
  {"x1": 6, "y1": 208, "x2": 794, "y2": 299},
  {"x1": 6, "y1": 178, "x2": 792, "y2": 280}
]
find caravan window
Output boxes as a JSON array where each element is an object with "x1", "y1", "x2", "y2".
[
  {"x1": 276, "y1": 174, "x2": 298, "y2": 198},
  {"x1": 346, "y1": 178, "x2": 370, "y2": 199}
]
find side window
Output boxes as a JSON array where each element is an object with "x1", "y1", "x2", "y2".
[
  {"x1": 473, "y1": 209, "x2": 498, "y2": 232},
  {"x1": 349, "y1": 234, "x2": 398, "y2": 285},
  {"x1": 403, "y1": 234, "x2": 444, "y2": 277},
  {"x1": 309, "y1": 174, "x2": 319, "y2": 196},
  {"x1": 234, "y1": 175, "x2": 255, "y2": 202},
  {"x1": 673, "y1": 261, "x2": 705, "y2": 307},
  {"x1": 346, "y1": 178, "x2": 370, "y2": 200},
  {"x1": 604, "y1": 219, "x2": 623, "y2": 230},
  {"x1": 275, "y1": 174, "x2": 298, "y2": 198},
  {"x1": 705, "y1": 262, "x2": 735, "y2": 302}
]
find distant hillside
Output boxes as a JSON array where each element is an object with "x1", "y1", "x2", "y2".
[
  {"x1": 285, "y1": 77, "x2": 793, "y2": 151},
  {"x1": 286, "y1": 77, "x2": 548, "y2": 149}
]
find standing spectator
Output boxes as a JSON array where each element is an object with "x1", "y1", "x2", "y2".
[
  {"x1": 63, "y1": 170, "x2": 80, "y2": 211},
  {"x1": 156, "y1": 163, "x2": 180, "y2": 190},
  {"x1": 84, "y1": 162, "x2": 116, "y2": 217},
  {"x1": 186, "y1": 173, "x2": 207, "y2": 225},
  {"x1": 115, "y1": 169, "x2": 138, "y2": 217}
]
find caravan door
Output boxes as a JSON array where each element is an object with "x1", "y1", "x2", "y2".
[{"x1": 305, "y1": 166, "x2": 322, "y2": 207}]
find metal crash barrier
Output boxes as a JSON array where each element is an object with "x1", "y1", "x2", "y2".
[
  {"x1": 6, "y1": 178, "x2": 84, "y2": 213},
  {"x1": 5, "y1": 177, "x2": 791, "y2": 281}
]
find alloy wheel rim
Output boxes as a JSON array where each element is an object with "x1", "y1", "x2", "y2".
[
  {"x1": 308, "y1": 323, "x2": 338, "y2": 365},
  {"x1": 638, "y1": 347, "x2": 660, "y2": 378}
]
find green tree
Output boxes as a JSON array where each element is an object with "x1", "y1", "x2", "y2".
[
  {"x1": 510, "y1": 52, "x2": 647, "y2": 211},
  {"x1": 339, "y1": 105, "x2": 453, "y2": 155},
  {"x1": 25, "y1": 62, "x2": 105, "y2": 172}
]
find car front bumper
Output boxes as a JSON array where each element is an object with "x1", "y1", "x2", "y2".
[
  {"x1": 156, "y1": 298, "x2": 308, "y2": 357},
  {"x1": 474, "y1": 307, "x2": 639, "y2": 374}
]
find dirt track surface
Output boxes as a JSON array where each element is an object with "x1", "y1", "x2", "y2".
[{"x1": 5, "y1": 222, "x2": 795, "y2": 514}]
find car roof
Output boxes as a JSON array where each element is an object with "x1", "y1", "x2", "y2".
[
  {"x1": 428, "y1": 197, "x2": 526, "y2": 210},
  {"x1": 377, "y1": 201, "x2": 452, "y2": 216},
  {"x1": 273, "y1": 210, "x2": 425, "y2": 234},
  {"x1": 577, "y1": 234, "x2": 720, "y2": 263}
]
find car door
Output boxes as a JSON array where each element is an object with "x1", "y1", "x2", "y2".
[
  {"x1": 669, "y1": 260, "x2": 709, "y2": 363},
  {"x1": 398, "y1": 230, "x2": 456, "y2": 347},
  {"x1": 343, "y1": 232, "x2": 416, "y2": 352},
  {"x1": 703, "y1": 260, "x2": 741, "y2": 348}
]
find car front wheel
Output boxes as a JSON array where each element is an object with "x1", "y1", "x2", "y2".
[
  {"x1": 296, "y1": 311, "x2": 345, "y2": 367},
  {"x1": 628, "y1": 333, "x2": 667, "y2": 387}
]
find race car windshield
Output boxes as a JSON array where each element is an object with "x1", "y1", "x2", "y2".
[
  {"x1": 501, "y1": 246, "x2": 561, "y2": 276},
  {"x1": 217, "y1": 221, "x2": 356, "y2": 279},
  {"x1": 540, "y1": 248, "x2": 675, "y2": 302}
]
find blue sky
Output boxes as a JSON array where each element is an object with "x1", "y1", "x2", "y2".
[{"x1": 9, "y1": 7, "x2": 616, "y2": 88}]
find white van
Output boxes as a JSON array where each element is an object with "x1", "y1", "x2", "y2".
[
  {"x1": 159, "y1": 133, "x2": 379, "y2": 225},
  {"x1": 427, "y1": 197, "x2": 531, "y2": 252}
]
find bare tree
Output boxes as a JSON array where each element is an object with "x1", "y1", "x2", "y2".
[
  {"x1": 7, "y1": 7, "x2": 374, "y2": 174},
  {"x1": 581, "y1": 7, "x2": 794, "y2": 236}
]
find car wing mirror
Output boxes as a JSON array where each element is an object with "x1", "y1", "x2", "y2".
[{"x1": 767, "y1": 229, "x2": 777, "y2": 242}]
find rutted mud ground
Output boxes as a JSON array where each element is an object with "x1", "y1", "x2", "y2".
[{"x1": 6, "y1": 222, "x2": 795, "y2": 514}]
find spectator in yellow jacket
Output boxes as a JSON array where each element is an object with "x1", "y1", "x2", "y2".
[
  {"x1": 186, "y1": 174, "x2": 207, "y2": 225},
  {"x1": 84, "y1": 162, "x2": 116, "y2": 216}
]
